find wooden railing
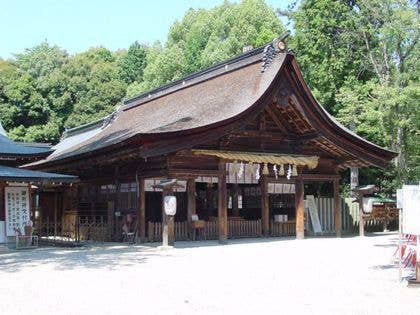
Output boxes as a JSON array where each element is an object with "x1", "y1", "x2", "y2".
[
  {"x1": 228, "y1": 219, "x2": 262, "y2": 238},
  {"x1": 270, "y1": 220, "x2": 296, "y2": 237}
]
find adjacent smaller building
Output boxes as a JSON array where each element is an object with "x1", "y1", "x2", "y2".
[{"x1": 0, "y1": 122, "x2": 77, "y2": 245}]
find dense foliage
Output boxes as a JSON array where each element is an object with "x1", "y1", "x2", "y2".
[
  {"x1": 288, "y1": 0, "x2": 419, "y2": 192},
  {"x1": 0, "y1": 0, "x2": 418, "y2": 192}
]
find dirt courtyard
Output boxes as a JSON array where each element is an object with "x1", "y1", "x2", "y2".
[{"x1": 0, "y1": 233, "x2": 419, "y2": 315}]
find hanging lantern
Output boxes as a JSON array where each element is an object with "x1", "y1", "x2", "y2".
[
  {"x1": 292, "y1": 164, "x2": 298, "y2": 177},
  {"x1": 262, "y1": 163, "x2": 269, "y2": 175},
  {"x1": 279, "y1": 164, "x2": 285, "y2": 176},
  {"x1": 273, "y1": 165, "x2": 278, "y2": 179},
  {"x1": 286, "y1": 164, "x2": 292, "y2": 180}
]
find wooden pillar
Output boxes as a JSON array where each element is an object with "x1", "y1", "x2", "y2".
[
  {"x1": 232, "y1": 184, "x2": 239, "y2": 217},
  {"x1": 218, "y1": 161, "x2": 228, "y2": 244},
  {"x1": 187, "y1": 178, "x2": 196, "y2": 238},
  {"x1": 333, "y1": 179, "x2": 342, "y2": 237},
  {"x1": 206, "y1": 183, "x2": 214, "y2": 217},
  {"x1": 161, "y1": 189, "x2": 174, "y2": 246},
  {"x1": 358, "y1": 196, "x2": 365, "y2": 237},
  {"x1": 350, "y1": 167, "x2": 359, "y2": 197},
  {"x1": 187, "y1": 178, "x2": 196, "y2": 221},
  {"x1": 261, "y1": 175, "x2": 269, "y2": 237},
  {"x1": 54, "y1": 191, "x2": 58, "y2": 237},
  {"x1": 113, "y1": 166, "x2": 120, "y2": 239},
  {"x1": 137, "y1": 178, "x2": 146, "y2": 242},
  {"x1": 295, "y1": 178, "x2": 304, "y2": 240}
]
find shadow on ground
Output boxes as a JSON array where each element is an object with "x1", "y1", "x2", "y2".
[{"x1": 0, "y1": 243, "x2": 168, "y2": 273}]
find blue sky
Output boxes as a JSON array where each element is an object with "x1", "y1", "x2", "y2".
[{"x1": 0, "y1": 0, "x2": 294, "y2": 59}]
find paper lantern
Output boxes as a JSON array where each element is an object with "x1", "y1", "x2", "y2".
[{"x1": 164, "y1": 195, "x2": 177, "y2": 216}]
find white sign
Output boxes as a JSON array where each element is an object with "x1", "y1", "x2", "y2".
[
  {"x1": 164, "y1": 196, "x2": 177, "y2": 216},
  {"x1": 305, "y1": 195, "x2": 323, "y2": 234},
  {"x1": 401, "y1": 185, "x2": 420, "y2": 235},
  {"x1": 5, "y1": 186, "x2": 30, "y2": 236}
]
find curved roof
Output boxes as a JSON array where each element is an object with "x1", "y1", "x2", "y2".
[
  {"x1": 0, "y1": 121, "x2": 51, "y2": 158},
  {"x1": 28, "y1": 37, "x2": 396, "y2": 169},
  {"x1": 0, "y1": 165, "x2": 77, "y2": 183},
  {"x1": 33, "y1": 45, "x2": 286, "y2": 163}
]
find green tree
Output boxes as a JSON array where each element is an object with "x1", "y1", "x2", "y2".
[
  {"x1": 62, "y1": 47, "x2": 127, "y2": 128},
  {"x1": 134, "y1": 0, "x2": 285, "y2": 95},
  {"x1": 117, "y1": 41, "x2": 148, "y2": 84}
]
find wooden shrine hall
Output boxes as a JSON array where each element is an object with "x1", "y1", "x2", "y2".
[{"x1": 27, "y1": 35, "x2": 397, "y2": 244}]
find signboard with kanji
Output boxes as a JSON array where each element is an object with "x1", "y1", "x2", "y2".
[{"x1": 5, "y1": 186, "x2": 30, "y2": 236}]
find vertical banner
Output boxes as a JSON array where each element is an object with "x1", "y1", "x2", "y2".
[{"x1": 5, "y1": 186, "x2": 30, "y2": 236}]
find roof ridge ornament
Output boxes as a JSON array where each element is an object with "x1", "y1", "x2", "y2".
[
  {"x1": 261, "y1": 31, "x2": 290, "y2": 72},
  {"x1": 102, "y1": 110, "x2": 119, "y2": 129}
]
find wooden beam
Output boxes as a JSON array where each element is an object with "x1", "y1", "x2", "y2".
[
  {"x1": 297, "y1": 174, "x2": 341, "y2": 181},
  {"x1": 218, "y1": 160, "x2": 228, "y2": 244},
  {"x1": 261, "y1": 175, "x2": 269, "y2": 236},
  {"x1": 333, "y1": 179, "x2": 342, "y2": 237},
  {"x1": 187, "y1": 178, "x2": 196, "y2": 237},
  {"x1": 137, "y1": 178, "x2": 146, "y2": 242},
  {"x1": 265, "y1": 104, "x2": 290, "y2": 135},
  {"x1": 295, "y1": 178, "x2": 305, "y2": 239}
]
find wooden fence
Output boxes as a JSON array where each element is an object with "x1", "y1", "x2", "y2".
[
  {"x1": 270, "y1": 220, "x2": 296, "y2": 237},
  {"x1": 33, "y1": 197, "x2": 392, "y2": 244},
  {"x1": 309, "y1": 198, "x2": 389, "y2": 234},
  {"x1": 228, "y1": 219, "x2": 262, "y2": 238}
]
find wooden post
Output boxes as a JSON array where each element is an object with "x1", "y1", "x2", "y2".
[
  {"x1": 295, "y1": 178, "x2": 304, "y2": 239},
  {"x1": 187, "y1": 178, "x2": 196, "y2": 238},
  {"x1": 206, "y1": 183, "x2": 214, "y2": 217},
  {"x1": 54, "y1": 192, "x2": 58, "y2": 237},
  {"x1": 350, "y1": 167, "x2": 359, "y2": 197},
  {"x1": 114, "y1": 166, "x2": 120, "y2": 239},
  {"x1": 333, "y1": 179, "x2": 342, "y2": 237},
  {"x1": 359, "y1": 196, "x2": 365, "y2": 237},
  {"x1": 261, "y1": 175, "x2": 269, "y2": 237},
  {"x1": 162, "y1": 189, "x2": 169, "y2": 246},
  {"x1": 232, "y1": 184, "x2": 239, "y2": 217},
  {"x1": 137, "y1": 178, "x2": 146, "y2": 242},
  {"x1": 187, "y1": 178, "x2": 196, "y2": 222},
  {"x1": 218, "y1": 161, "x2": 228, "y2": 244},
  {"x1": 161, "y1": 188, "x2": 174, "y2": 247}
]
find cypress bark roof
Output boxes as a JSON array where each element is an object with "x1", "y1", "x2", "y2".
[{"x1": 27, "y1": 36, "x2": 397, "y2": 169}]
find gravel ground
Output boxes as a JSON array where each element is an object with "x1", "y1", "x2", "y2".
[{"x1": 0, "y1": 233, "x2": 419, "y2": 315}]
